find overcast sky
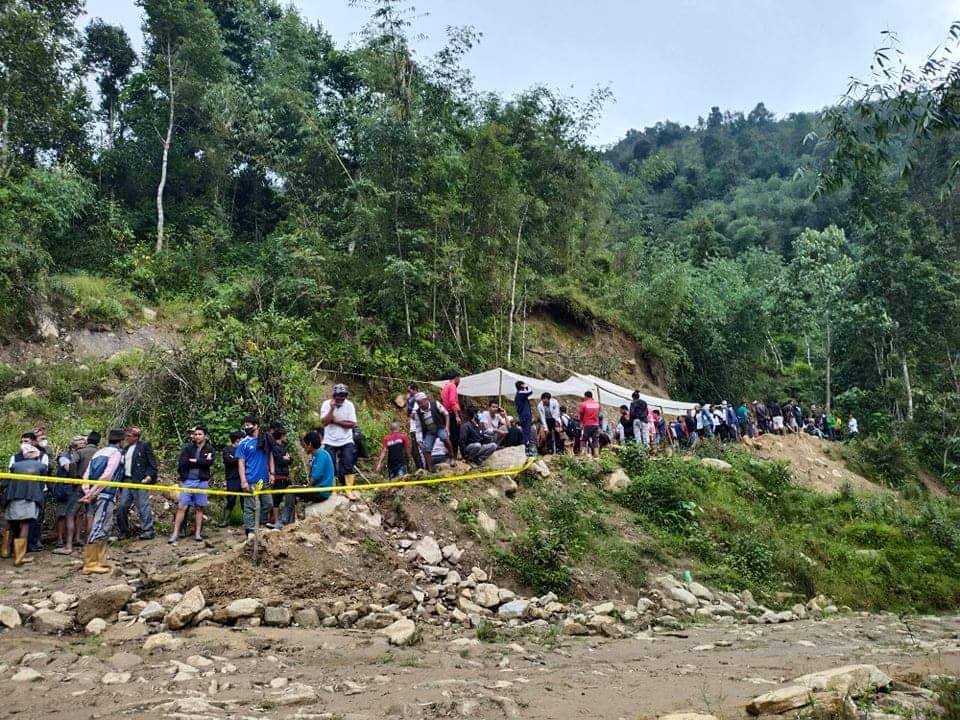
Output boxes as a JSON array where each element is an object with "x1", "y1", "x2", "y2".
[{"x1": 82, "y1": 0, "x2": 957, "y2": 146}]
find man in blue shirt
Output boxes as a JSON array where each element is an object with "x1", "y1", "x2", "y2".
[
  {"x1": 278, "y1": 430, "x2": 335, "y2": 527},
  {"x1": 236, "y1": 415, "x2": 273, "y2": 538}
]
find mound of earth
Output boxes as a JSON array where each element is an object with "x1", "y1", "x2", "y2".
[{"x1": 743, "y1": 432, "x2": 876, "y2": 493}]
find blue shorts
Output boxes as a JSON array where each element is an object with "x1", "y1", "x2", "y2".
[{"x1": 178, "y1": 479, "x2": 209, "y2": 508}]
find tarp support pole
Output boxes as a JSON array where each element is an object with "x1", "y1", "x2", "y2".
[{"x1": 498, "y1": 368, "x2": 503, "y2": 407}]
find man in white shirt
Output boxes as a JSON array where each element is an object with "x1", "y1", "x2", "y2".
[
  {"x1": 479, "y1": 402, "x2": 509, "y2": 445},
  {"x1": 320, "y1": 383, "x2": 359, "y2": 499}
]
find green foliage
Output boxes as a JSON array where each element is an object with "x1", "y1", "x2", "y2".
[
  {"x1": 52, "y1": 273, "x2": 138, "y2": 326},
  {"x1": 617, "y1": 457, "x2": 704, "y2": 530},
  {"x1": 617, "y1": 442, "x2": 648, "y2": 477},
  {"x1": 846, "y1": 434, "x2": 920, "y2": 489}
]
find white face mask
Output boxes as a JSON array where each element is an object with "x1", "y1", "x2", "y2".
[{"x1": 37, "y1": 438, "x2": 48, "y2": 449}]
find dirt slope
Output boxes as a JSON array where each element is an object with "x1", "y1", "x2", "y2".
[{"x1": 743, "y1": 432, "x2": 878, "y2": 493}]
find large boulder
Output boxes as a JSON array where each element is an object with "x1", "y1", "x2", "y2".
[
  {"x1": 603, "y1": 469, "x2": 630, "y2": 492},
  {"x1": 700, "y1": 458, "x2": 732, "y2": 472},
  {"x1": 498, "y1": 599, "x2": 530, "y2": 620},
  {"x1": 746, "y1": 685, "x2": 814, "y2": 716},
  {"x1": 164, "y1": 586, "x2": 205, "y2": 630},
  {"x1": 474, "y1": 583, "x2": 501, "y2": 608},
  {"x1": 484, "y1": 446, "x2": 527, "y2": 471},
  {"x1": 225, "y1": 598, "x2": 264, "y2": 619},
  {"x1": 793, "y1": 664, "x2": 891, "y2": 696},
  {"x1": 76, "y1": 584, "x2": 134, "y2": 625},
  {"x1": 0, "y1": 605, "x2": 22, "y2": 629},
  {"x1": 668, "y1": 586, "x2": 699, "y2": 608}
]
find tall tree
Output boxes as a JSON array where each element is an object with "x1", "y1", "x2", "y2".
[{"x1": 82, "y1": 19, "x2": 137, "y2": 146}]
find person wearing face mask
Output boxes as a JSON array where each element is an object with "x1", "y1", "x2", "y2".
[
  {"x1": 8, "y1": 430, "x2": 50, "y2": 555},
  {"x1": 236, "y1": 416, "x2": 273, "y2": 539},
  {"x1": 169, "y1": 425, "x2": 215, "y2": 545},
  {"x1": 115, "y1": 426, "x2": 158, "y2": 540}
]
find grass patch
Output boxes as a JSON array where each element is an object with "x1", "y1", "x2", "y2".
[{"x1": 52, "y1": 272, "x2": 139, "y2": 326}]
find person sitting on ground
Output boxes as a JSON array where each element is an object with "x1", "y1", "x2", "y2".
[
  {"x1": 502, "y1": 416, "x2": 525, "y2": 447},
  {"x1": 268, "y1": 427, "x2": 291, "y2": 526},
  {"x1": 169, "y1": 425, "x2": 215, "y2": 545},
  {"x1": 375, "y1": 422, "x2": 412, "y2": 479},
  {"x1": 52, "y1": 435, "x2": 85, "y2": 555},
  {"x1": 279, "y1": 430, "x2": 335, "y2": 527},
  {"x1": 430, "y1": 436, "x2": 451, "y2": 467},
  {"x1": 617, "y1": 405, "x2": 634, "y2": 445},
  {"x1": 2, "y1": 441, "x2": 47, "y2": 566},
  {"x1": 80, "y1": 429, "x2": 126, "y2": 574},
  {"x1": 411, "y1": 391, "x2": 455, "y2": 471},
  {"x1": 537, "y1": 392, "x2": 563, "y2": 454},
  {"x1": 598, "y1": 412, "x2": 613, "y2": 449},
  {"x1": 220, "y1": 431, "x2": 243, "y2": 526},
  {"x1": 460, "y1": 406, "x2": 499, "y2": 465},
  {"x1": 480, "y1": 401, "x2": 509, "y2": 445},
  {"x1": 578, "y1": 391, "x2": 601, "y2": 459}
]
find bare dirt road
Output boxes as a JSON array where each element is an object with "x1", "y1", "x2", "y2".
[{"x1": 1, "y1": 607, "x2": 959, "y2": 719}]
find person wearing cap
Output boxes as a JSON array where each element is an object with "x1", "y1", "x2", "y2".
[
  {"x1": 115, "y1": 426, "x2": 158, "y2": 540},
  {"x1": 7, "y1": 430, "x2": 50, "y2": 554},
  {"x1": 52, "y1": 435, "x2": 86, "y2": 555},
  {"x1": 320, "y1": 384, "x2": 359, "y2": 499},
  {"x1": 513, "y1": 381, "x2": 534, "y2": 450},
  {"x1": 169, "y1": 425, "x2": 215, "y2": 545},
  {"x1": 236, "y1": 416, "x2": 273, "y2": 538},
  {"x1": 411, "y1": 391, "x2": 453, "y2": 471},
  {"x1": 2, "y1": 442, "x2": 47, "y2": 565},
  {"x1": 80, "y1": 429, "x2": 126, "y2": 574}
]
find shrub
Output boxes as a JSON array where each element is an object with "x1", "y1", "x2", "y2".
[
  {"x1": 618, "y1": 441, "x2": 648, "y2": 477},
  {"x1": 847, "y1": 433, "x2": 920, "y2": 489},
  {"x1": 617, "y1": 458, "x2": 702, "y2": 530},
  {"x1": 52, "y1": 273, "x2": 138, "y2": 326},
  {"x1": 497, "y1": 529, "x2": 573, "y2": 596}
]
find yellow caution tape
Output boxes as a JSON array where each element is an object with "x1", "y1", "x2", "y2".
[{"x1": 0, "y1": 457, "x2": 536, "y2": 498}]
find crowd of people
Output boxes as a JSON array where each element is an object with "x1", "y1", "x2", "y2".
[{"x1": 1, "y1": 372, "x2": 859, "y2": 573}]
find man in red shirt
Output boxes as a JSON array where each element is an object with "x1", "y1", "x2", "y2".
[
  {"x1": 375, "y1": 422, "x2": 412, "y2": 479},
  {"x1": 440, "y1": 371, "x2": 462, "y2": 461},
  {"x1": 578, "y1": 390, "x2": 601, "y2": 458}
]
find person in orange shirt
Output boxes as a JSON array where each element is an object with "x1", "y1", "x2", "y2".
[
  {"x1": 578, "y1": 391, "x2": 601, "y2": 458},
  {"x1": 440, "y1": 371, "x2": 462, "y2": 461}
]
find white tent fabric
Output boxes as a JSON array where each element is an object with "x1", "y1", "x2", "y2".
[{"x1": 430, "y1": 368, "x2": 696, "y2": 417}]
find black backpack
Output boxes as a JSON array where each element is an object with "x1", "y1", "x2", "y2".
[{"x1": 564, "y1": 415, "x2": 582, "y2": 439}]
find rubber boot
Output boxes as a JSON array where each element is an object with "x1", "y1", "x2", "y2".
[
  {"x1": 0, "y1": 529, "x2": 11, "y2": 559},
  {"x1": 95, "y1": 542, "x2": 112, "y2": 572},
  {"x1": 82, "y1": 543, "x2": 109, "y2": 574},
  {"x1": 344, "y1": 473, "x2": 359, "y2": 500},
  {"x1": 13, "y1": 539, "x2": 33, "y2": 567}
]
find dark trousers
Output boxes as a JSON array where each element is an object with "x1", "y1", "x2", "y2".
[
  {"x1": 520, "y1": 417, "x2": 533, "y2": 446},
  {"x1": 448, "y1": 415, "x2": 461, "y2": 459},
  {"x1": 324, "y1": 443, "x2": 357, "y2": 480}
]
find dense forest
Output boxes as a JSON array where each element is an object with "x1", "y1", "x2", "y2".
[{"x1": 1, "y1": 1, "x2": 959, "y2": 481}]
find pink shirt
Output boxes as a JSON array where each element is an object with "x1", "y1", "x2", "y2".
[
  {"x1": 440, "y1": 381, "x2": 461, "y2": 413},
  {"x1": 578, "y1": 398, "x2": 600, "y2": 427}
]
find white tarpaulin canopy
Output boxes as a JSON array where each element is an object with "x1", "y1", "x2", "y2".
[{"x1": 431, "y1": 368, "x2": 696, "y2": 417}]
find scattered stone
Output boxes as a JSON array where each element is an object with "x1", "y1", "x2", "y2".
[
  {"x1": 687, "y1": 582, "x2": 714, "y2": 601},
  {"x1": 50, "y1": 591, "x2": 78, "y2": 606},
  {"x1": 11, "y1": 668, "x2": 43, "y2": 683},
  {"x1": 303, "y1": 494, "x2": 351, "y2": 517},
  {"x1": 661, "y1": 714, "x2": 719, "y2": 720},
  {"x1": 700, "y1": 458, "x2": 732, "y2": 472},
  {"x1": 101, "y1": 671, "x2": 131, "y2": 685},
  {"x1": 474, "y1": 583, "x2": 501, "y2": 608},
  {"x1": 225, "y1": 598, "x2": 264, "y2": 619},
  {"x1": 411, "y1": 536, "x2": 443, "y2": 565},
  {"x1": 562, "y1": 620, "x2": 590, "y2": 636},
  {"x1": 186, "y1": 655, "x2": 214, "y2": 669},
  {"x1": 793, "y1": 664, "x2": 891, "y2": 696},
  {"x1": 85, "y1": 618, "x2": 107, "y2": 635},
  {"x1": 141, "y1": 307, "x2": 157, "y2": 322},
  {"x1": 293, "y1": 607, "x2": 319, "y2": 628},
  {"x1": 31, "y1": 609, "x2": 72, "y2": 634},
  {"x1": 107, "y1": 652, "x2": 143, "y2": 671},
  {"x1": 746, "y1": 685, "x2": 815, "y2": 715},
  {"x1": 668, "y1": 587, "x2": 699, "y2": 608},
  {"x1": 592, "y1": 601, "x2": 615, "y2": 615},
  {"x1": 0, "y1": 605, "x2": 22, "y2": 629},
  {"x1": 530, "y1": 459, "x2": 551, "y2": 478},
  {"x1": 264, "y1": 606, "x2": 292, "y2": 627},
  {"x1": 143, "y1": 632, "x2": 183, "y2": 653},
  {"x1": 3, "y1": 387, "x2": 35, "y2": 403},
  {"x1": 138, "y1": 601, "x2": 165, "y2": 622},
  {"x1": 477, "y1": 511, "x2": 498, "y2": 535},
  {"x1": 380, "y1": 618, "x2": 417, "y2": 646},
  {"x1": 164, "y1": 586, "x2": 205, "y2": 630},
  {"x1": 76, "y1": 584, "x2": 134, "y2": 625},
  {"x1": 272, "y1": 683, "x2": 318, "y2": 707},
  {"x1": 484, "y1": 445, "x2": 527, "y2": 470},
  {"x1": 498, "y1": 600, "x2": 530, "y2": 620},
  {"x1": 603, "y1": 468, "x2": 630, "y2": 491},
  {"x1": 269, "y1": 677, "x2": 289, "y2": 689},
  {"x1": 441, "y1": 543, "x2": 464, "y2": 563}
]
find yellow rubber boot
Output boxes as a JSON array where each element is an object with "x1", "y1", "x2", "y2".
[
  {"x1": 82, "y1": 543, "x2": 109, "y2": 574},
  {"x1": 344, "y1": 473, "x2": 359, "y2": 500},
  {"x1": 0, "y1": 529, "x2": 11, "y2": 559},
  {"x1": 96, "y1": 542, "x2": 112, "y2": 572},
  {"x1": 13, "y1": 539, "x2": 33, "y2": 567}
]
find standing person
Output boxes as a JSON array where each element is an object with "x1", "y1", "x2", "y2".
[
  {"x1": 268, "y1": 428, "x2": 291, "y2": 526},
  {"x1": 79, "y1": 429, "x2": 125, "y2": 574},
  {"x1": 769, "y1": 400, "x2": 784, "y2": 436},
  {"x1": 736, "y1": 401, "x2": 753, "y2": 439},
  {"x1": 629, "y1": 392, "x2": 649, "y2": 448},
  {"x1": 653, "y1": 409, "x2": 668, "y2": 449},
  {"x1": 440, "y1": 371, "x2": 462, "y2": 461},
  {"x1": 236, "y1": 416, "x2": 273, "y2": 539},
  {"x1": 537, "y1": 393, "x2": 562, "y2": 454},
  {"x1": 115, "y1": 427, "x2": 157, "y2": 540},
  {"x1": 723, "y1": 403, "x2": 740, "y2": 442},
  {"x1": 27, "y1": 426, "x2": 52, "y2": 553},
  {"x1": 320, "y1": 384, "x2": 359, "y2": 499},
  {"x1": 578, "y1": 391, "x2": 601, "y2": 458},
  {"x1": 2, "y1": 442, "x2": 46, "y2": 566},
  {"x1": 168, "y1": 426, "x2": 215, "y2": 545},
  {"x1": 514, "y1": 381, "x2": 534, "y2": 451},
  {"x1": 848, "y1": 414, "x2": 859, "y2": 439},
  {"x1": 404, "y1": 383, "x2": 424, "y2": 470},
  {"x1": 684, "y1": 409, "x2": 699, "y2": 449},
  {"x1": 375, "y1": 422, "x2": 412, "y2": 479},
  {"x1": 669, "y1": 416, "x2": 685, "y2": 449},
  {"x1": 74, "y1": 431, "x2": 100, "y2": 545},
  {"x1": 411, "y1": 392, "x2": 453, "y2": 470},
  {"x1": 617, "y1": 405, "x2": 635, "y2": 445},
  {"x1": 560, "y1": 405, "x2": 581, "y2": 455},
  {"x1": 460, "y1": 407, "x2": 498, "y2": 465},
  {"x1": 754, "y1": 400, "x2": 769, "y2": 435},
  {"x1": 7, "y1": 431, "x2": 50, "y2": 555},
  {"x1": 220, "y1": 431, "x2": 243, "y2": 526},
  {"x1": 52, "y1": 435, "x2": 85, "y2": 555}
]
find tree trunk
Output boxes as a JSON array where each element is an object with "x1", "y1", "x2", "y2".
[
  {"x1": 156, "y1": 39, "x2": 175, "y2": 254},
  {"x1": 505, "y1": 208, "x2": 527, "y2": 365},
  {"x1": 0, "y1": 104, "x2": 9, "y2": 179},
  {"x1": 902, "y1": 355, "x2": 914, "y2": 420},
  {"x1": 825, "y1": 324, "x2": 832, "y2": 414}
]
